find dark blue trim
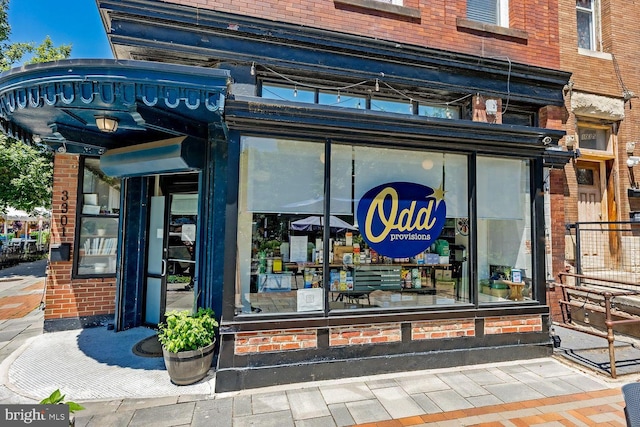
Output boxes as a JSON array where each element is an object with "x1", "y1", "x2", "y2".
[
  {"x1": 101, "y1": 0, "x2": 569, "y2": 106},
  {"x1": 0, "y1": 59, "x2": 228, "y2": 148},
  {"x1": 118, "y1": 176, "x2": 150, "y2": 330},
  {"x1": 100, "y1": 136, "x2": 205, "y2": 178},
  {"x1": 198, "y1": 126, "x2": 230, "y2": 322},
  {"x1": 220, "y1": 130, "x2": 241, "y2": 322},
  {"x1": 224, "y1": 97, "x2": 565, "y2": 150}
]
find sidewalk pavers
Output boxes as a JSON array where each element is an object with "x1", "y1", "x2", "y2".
[{"x1": 0, "y1": 260, "x2": 635, "y2": 427}]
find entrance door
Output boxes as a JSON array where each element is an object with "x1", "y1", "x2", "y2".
[
  {"x1": 144, "y1": 175, "x2": 199, "y2": 325},
  {"x1": 577, "y1": 162, "x2": 605, "y2": 270}
]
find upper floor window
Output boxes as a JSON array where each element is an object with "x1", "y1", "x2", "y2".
[
  {"x1": 467, "y1": 0, "x2": 509, "y2": 27},
  {"x1": 577, "y1": 0, "x2": 598, "y2": 50}
]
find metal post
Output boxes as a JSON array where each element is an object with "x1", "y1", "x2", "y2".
[
  {"x1": 574, "y1": 223, "x2": 581, "y2": 286},
  {"x1": 604, "y1": 292, "x2": 616, "y2": 378}
]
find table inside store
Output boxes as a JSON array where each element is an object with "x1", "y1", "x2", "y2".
[{"x1": 498, "y1": 280, "x2": 525, "y2": 301}]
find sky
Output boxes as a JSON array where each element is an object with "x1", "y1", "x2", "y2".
[{"x1": 7, "y1": 0, "x2": 113, "y2": 62}]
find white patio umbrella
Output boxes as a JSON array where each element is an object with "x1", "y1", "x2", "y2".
[
  {"x1": 2, "y1": 207, "x2": 50, "y2": 244},
  {"x1": 290, "y1": 215, "x2": 357, "y2": 232}
]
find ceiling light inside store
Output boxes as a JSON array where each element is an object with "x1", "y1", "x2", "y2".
[{"x1": 422, "y1": 159, "x2": 434, "y2": 170}]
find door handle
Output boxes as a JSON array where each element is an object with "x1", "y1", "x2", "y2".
[{"x1": 162, "y1": 259, "x2": 167, "y2": 277}]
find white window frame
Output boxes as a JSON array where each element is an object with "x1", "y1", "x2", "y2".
[
  {"x1": 576, "y1": 123, "x2": 612, "y2": 155},
  {"x1": 467, "y1": 0, "x2": 509, "y2": 28},
  {"x1": 576, "y1": 0, "x2": 601, "y2": 51}
]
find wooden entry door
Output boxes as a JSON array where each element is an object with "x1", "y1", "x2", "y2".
[{"x1": 577, "y1": 163, "x2": 605, "y2": 270}]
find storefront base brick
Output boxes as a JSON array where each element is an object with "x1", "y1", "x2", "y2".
[
  {"x1": 234, "y1": 329, "x2": 317, "y2": 354},
  {"x1": 329, "y1": 323, "x2": 402, "y2": 346},
  {"x1": 411, "y1": 319, "x2": 476, "y2": 340},
  {"x1": 484, "y1": 315, "x2": 543, "y2": 335}
]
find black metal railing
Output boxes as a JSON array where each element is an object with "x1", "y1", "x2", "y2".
[
  {"x1": 567, "y1": 221, "x2": 640, "y2": 289},
  {"x1": 0, "y1": 239, "x2": 47, "y2": 268},
  {"x1": 558, "y1": 272, "x2": 640, "y2": 378}
]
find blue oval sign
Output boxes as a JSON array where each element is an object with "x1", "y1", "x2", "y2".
[{"x1": 356, "y1": 182, "x2": 446, "y2": 258}]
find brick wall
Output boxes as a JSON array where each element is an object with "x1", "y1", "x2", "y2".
[
  {"x1": 411, "y1": 319, "x2": 475, "y2": 340},
  {"x1": 232, "y1": 317, "x2": 545, "y2": 356},
  {"x1": 557, "y1": 0, "x2": 640, "y2": 284},
  {"x1": 484, "y1": 315, "x2": 543, "y2": 334},
  {"x1": 559, "y1": 0, "x2": 620, "y2": 97},
  {"x1": 234, "y1": 329, "x2": 318, "y2": 354},
  {"x1": 539, "y1": 104, "x2": 569, "y2": 321},
  {"x1": 330, "y1": 323, "x2": 401, "y2": 346},
  {"x1": 166, "y1": 0, "x2": 561, "y2": 70},
  {"x1": 46, "y1": 154, "x2": 116, "y2": 321}
]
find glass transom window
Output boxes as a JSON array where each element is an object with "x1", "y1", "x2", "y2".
[{"x1": 577, "y1": 126, "x2": 608, "y2": 151}]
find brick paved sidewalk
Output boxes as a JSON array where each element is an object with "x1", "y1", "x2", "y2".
[{"x1": 353, "y1": 388, "x2": 626, "y2": 426}]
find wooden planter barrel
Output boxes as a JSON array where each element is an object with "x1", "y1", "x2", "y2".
[{"x1": 162, "y1": 341, "x2": 215, "y2": 385}]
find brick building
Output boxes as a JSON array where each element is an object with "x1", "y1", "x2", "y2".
[
  {"x1": 0, "y1": 0, "x2": 573, "y2": 392},
  {"x1": 544, "y1": 0, "x2": 640, "y2": 321}
]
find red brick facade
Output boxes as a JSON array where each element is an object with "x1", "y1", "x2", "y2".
[
  {"x1": 558, "y1": 0, "x2": 640, "y2": 222},
  {"x1": 484, "y1": 316, "x2": 543, "y2": 335},
  {"x1": 231, "y1": 317, "x2": 542, "y2": 355},
  {"x1": 46, "y1": 154, "x2": 116, "y2": 323},
  {"x1": 235, "y1": 329, "x2": 318, "y2": 354},
  {"x1": 411, "y1": 319, "x2": 476, "y2": 340},
  {"x1": 330, "y1": 323, "x2": 402, "y2": 346},
  {"x1": 166, "y1": 0, "x2": 561, "y2": 70},
  {"x1": 544, "y1": 0, "x2": 640, "y2": 322}
]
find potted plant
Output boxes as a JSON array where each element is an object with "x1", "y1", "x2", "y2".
[
  {"x1": 157, "y1": 308, "x2": 219, "y2": 385},
  {"x1": 40, "y1": 389, "x2": 84, "y2": 427}
]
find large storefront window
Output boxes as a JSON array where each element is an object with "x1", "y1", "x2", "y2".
[
  {"x1": 477, "y1": 157, "x2": 534, "y2": 303},
  {"x1": 75, "y1": 158, "x2": 120, "y2": 276},
  {"x1": 236, "y1": 136, "x2": 471, "y2": 314},
  {"x1": 330, "y1": 145, "x2": 469, "y2": 310},
  {"x1": 236, "y1": 138, "x2": 325, "y2": 314}
]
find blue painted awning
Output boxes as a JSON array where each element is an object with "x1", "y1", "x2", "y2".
[
  {"x1": 100, "y1": 136, "x2": 204, "y2": 177},
  {"x1": 0, "y1": 59, "x2": 229, "y2": 155}
]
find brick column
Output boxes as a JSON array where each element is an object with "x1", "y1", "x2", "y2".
[
  {"x1": 45, "y1": 154, "x2": 116, "y2": 330},
  {"x1": 539, "y1": 105, "x2": 567, "y2": 321}
]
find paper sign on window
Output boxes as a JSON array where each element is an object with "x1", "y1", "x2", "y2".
[{"x1": 181, "y1": 224, "x2": 196, "y2": 243}]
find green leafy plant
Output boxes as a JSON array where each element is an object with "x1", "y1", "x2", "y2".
[
  {"x1": 167, "y1": 274, "x2": 192, "y2": 284},
  {"x1": 40, "y1": 389, "x2": 84, "y2": 414},
  {"x1": 157, "y1": 308, "x2": 218, "y2": 353}
]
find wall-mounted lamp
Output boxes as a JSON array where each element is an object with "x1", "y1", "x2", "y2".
[
  {"x1": 627, "y1": 142, "x2": 637, "y2": 155},
  {"x1": 565, "y1": 135, "x2": 575, "y2": 150},
  {"x1": 95, "y1": 116, "x2": 119, "y2": 133},
  {"x1": 627, "y1": 156, "x2": 640, "y2": 167}
]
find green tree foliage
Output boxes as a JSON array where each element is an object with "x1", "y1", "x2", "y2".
[
  {"x1": 0, "y1": 0, "x2": 71, "y2": 212},
  {"x1": 0, "y1": 136, "x2": 53, "y2": 212},
  {"x1": 0, "y1": 0, "x2": 71, "y2": 71}
]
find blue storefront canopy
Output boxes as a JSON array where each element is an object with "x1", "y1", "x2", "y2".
[{"x1": 0, "y1": 59, "x2": 229, "y2": 156}]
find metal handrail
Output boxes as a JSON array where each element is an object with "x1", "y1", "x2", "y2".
[{"x1": 558, "y1": 272, "x2": 640, "y2": 378}]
